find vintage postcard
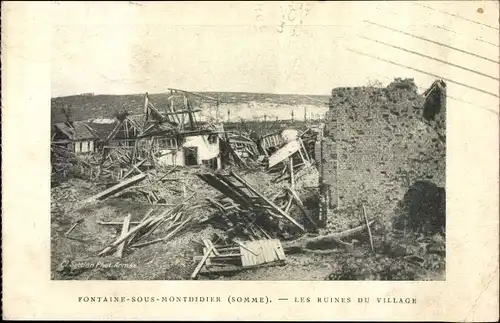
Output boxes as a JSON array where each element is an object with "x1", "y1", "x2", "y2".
[{"x1": 2, "y1": 0, "x2": 499, "y2": 321}]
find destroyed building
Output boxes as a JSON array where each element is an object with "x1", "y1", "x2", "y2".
[
  {"x1": 52, "y1": 121, "x2": 98, "y2": 154},
  {"x1": 135, "y1": 92, "x2": 223, "y2": 169},
  {"x1": 51, "y1": 90, "x2": 224, "y2": 171}
]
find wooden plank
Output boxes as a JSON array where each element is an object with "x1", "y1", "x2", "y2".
[
  {"x1": 198, "y1": 174, "x2": 252, "y2": 207},
  {"x1": 85, "y1": 173, "x2": 147, "y2": 203},
  {"x1": 298, "y1": 138, "x2": 311, "y2": 163},
  {"x1": 203, "y1": 239, "x2": 221, "y2": 256},
  {"x1": 191, "y1": 245, "x2": 214, "y2": 279},
  {"x1": 362, "y1": 204, "x2": 375, "y2": 253},
  {"x1": 240, "y1": 239, "x2": 284, "y2": 267},
  {"x1": 164, "y1": 109, "x2": 202, "y2": 115},
  {"x1": 258, "y1": 241, "x2": 267, "y2": 264},
  {"x1": 214, "y1": 174, "x2": 255, "y2": 204},
  {"x1": 98, "y1": 194, "x2": 194, "y2": 255},
  {"x1": 289, "y1": 157, "x2": 295, "y2": 189},
  {"x1": 105, "y1": 119, "x2": 125, "y2": 142},
  {"x1": 114, "y1": 214, "x2": 132, "y2": 258},
  {"x1": 64, "y1": 219, "x2": 84, "y2": 237},
  {"x1": 275, "y1": 241, "x2": 286, "y2": 260},
  {"x1": 268, "y1": 140, "x2": 301, "y2": 168},
  {"x1": 157, "y1": 166, "x2": 178, "y2": 182},
  {"x1": 122, "y1": 159, "x2": 146, "y2": 179}
]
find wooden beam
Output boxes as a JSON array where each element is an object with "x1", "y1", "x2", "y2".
[
  {"x1": 105, "y1": 119, "x2": 125, "y2": 142},
  {"x1": 362, "y1": 204, "x2": 375, "y2": 253},
  {"x1": 99, "y1": 194, "x2": 195, "y2": 256},
  {"x1": 185, "y1": 96, "x2": 196, "y2": 130},
  {"x1": 191, "y1": 245, "x2": 214, "y2": 280},
  {"x1": 143, "y1": 93, "x2": 149, "y2": 127},
  {"x1": 164, "y1": 109, "x2": 202, "y2": 116},
  {"x1": 230, "y1": 171, "x2": 305, "y2": 232},
  {"x1": 122, "y1": 159, "x2": 146, "y2": 180},
  {"x1": 114, "y1": 214, "x2": 132, "y2": 258},
  {"x1": 85, "y1": 173, "x2": 147, "y2": 203},
  {"x1": 268, "y1": 139, "x2": 301, "y2": 168},
  {"x1": 298, "y1": 138, "x2": 311, "y2": 163}
]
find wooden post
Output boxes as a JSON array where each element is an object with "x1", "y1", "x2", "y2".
[
  {"x1": 297, "y1": 146, "x2": 307, "y2": 166},
  {"x1": 115, "y1": 214, "x2": 132, "y2": 258},
  {"x1": 362, "y1": 205, "x2": 375, "y2": 253},
  {"x1": 289, "y1": 157, "x2": 295, "y2": 189},
  {"x1": 143, "y1": 93, "x2": 149, "y2": 128},
  {"x1": 216, "y1": 96, "x2": 220, "y2": 123},
  {"x1": 298, "y1": 138, "x2": 311, "y2": 164}
]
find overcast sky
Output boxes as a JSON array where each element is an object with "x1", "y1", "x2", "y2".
[{"x1": 51, "y1": 0, "x2": 499, "y2": 111}]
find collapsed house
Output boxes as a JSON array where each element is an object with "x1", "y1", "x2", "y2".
[
  {"x1": 88, "y1": 115, "x2": 142, "y2": 150},
  {"x1": 52, "y1": 121, "x2": 98, "y2": 154},
  {"x1": 133, "y1": 91, "x2": 224, "y2": 169}
]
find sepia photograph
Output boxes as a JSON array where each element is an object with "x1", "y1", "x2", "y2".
[
  {"x1": 3, "y1": 0, "x2": 498, "y2": 320},
  {"x1": 49, "y1": 1, "x2": 450, "y2": 281}
]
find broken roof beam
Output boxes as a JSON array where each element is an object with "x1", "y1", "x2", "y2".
[
  {"x1": 148, "y1": 101, "x2": 167, "y2": 123},
  {"x1": 197, "y1": 174, "x2": 253, "y2": 207},
  {"x1": 229, "y1": 171, "x2": 305, "y2": 232}
]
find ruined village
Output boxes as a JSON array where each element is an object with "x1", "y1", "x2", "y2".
[{"x1": 51, "y1": 78, "x2": 446, "y2": 281}]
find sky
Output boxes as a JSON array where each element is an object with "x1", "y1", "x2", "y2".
[{"x1": 51, "y1": 0, "x2": 499, "y2": 113}]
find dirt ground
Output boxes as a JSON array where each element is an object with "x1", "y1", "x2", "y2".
[{"x1": 51, "y1": 165, "x2": 445, "y2": 281}]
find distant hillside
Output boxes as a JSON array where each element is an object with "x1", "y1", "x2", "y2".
[{"x1": 51, "y1": 91, "x2": 330, "y2": 124}]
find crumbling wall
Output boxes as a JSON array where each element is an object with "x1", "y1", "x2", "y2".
[{"x1": 323, "y1": 78, "x2": 446, "y2": 220}]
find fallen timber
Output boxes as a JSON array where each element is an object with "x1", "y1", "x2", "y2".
[
  {"x1": 193, "y1": 238, "x2": 286, "y2": 276},
  {"x1": 85, "y1": 173, "x2": 147, "y2": 203},
  {"x1": 196, "y1": 170, "x2": 306, "y2": 241},
  {"x1": 98, "y1": 193, "x2": 195, "y2": 256},
  {"x1": 282, "y1": 220, "x2": 375, "y2": 253},
  {"x1": 193, "y1": 221, "x2": 373, "y2": 276}
]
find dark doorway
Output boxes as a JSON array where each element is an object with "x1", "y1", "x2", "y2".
[{"x1": 184, "y1": 147, "x2": 198, "y2": 166}]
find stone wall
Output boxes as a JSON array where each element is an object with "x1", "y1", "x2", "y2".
[{"x1": 322, "y1": 78, "x2": 446, "y2": 221}]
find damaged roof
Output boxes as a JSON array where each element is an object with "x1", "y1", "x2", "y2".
[
  {"x1": 53, "y1": 121, "x2": 98, "y2": 141},
  {"x1": 86, "y1": 118, "x2": 119, "y2": 140}
]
